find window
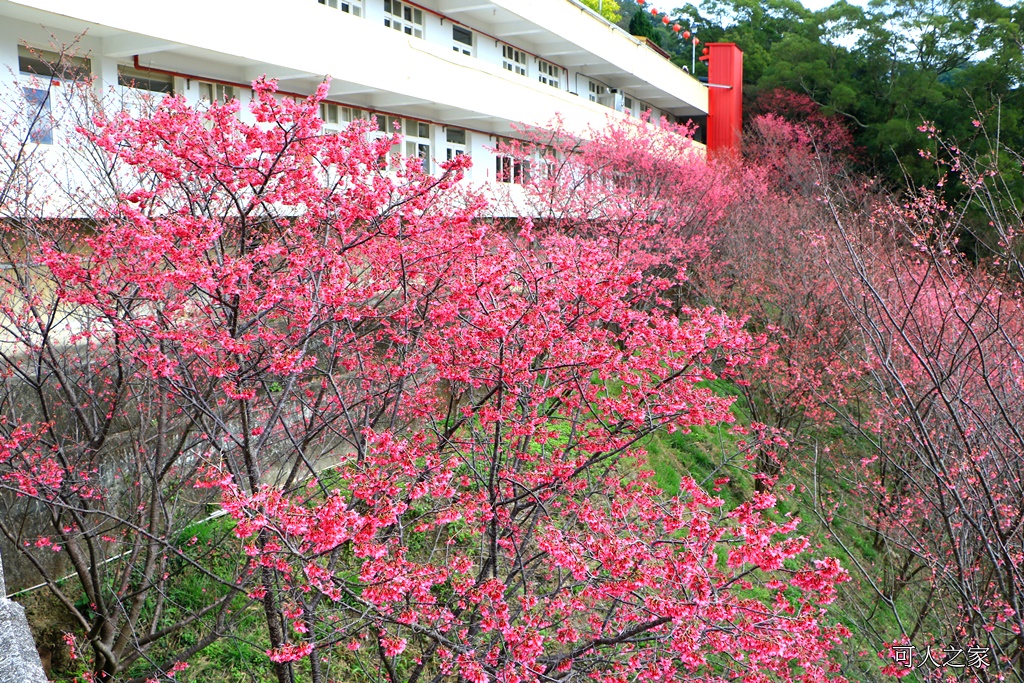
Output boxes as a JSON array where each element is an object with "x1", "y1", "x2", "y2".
[
  {"x1": 495, "y1": 138, "x2": 529, "y2": 184},
  {"x1": 496, "y1": 155, "x2": 529, "y2": 184},
  {"x1": 623, "y1": 95, "x2": 634, "y2": 116},
  {"x1": 445, "y1": 128, "x2": 467, "y2": 161},
  {"x1": 198, "y1": 81, "x2": 236, "y2": 103},
  {"x1": 631, "y1": 100, "x2": 652, "y2": 118},
  {"x1": 502, "y1": 45, "x2": 527, "y2": 77},
  {"x1": 587, "y1": 80, "x2": 617, "y2": 108},
  {"x1": 318, "y1": 0, "x2": 362, "y2": 16},
  {"x1": 375, "y1": 117, "x2": 430, "y2": 171},
  {"x1": 22, "y1": 87, "x2": 52, "y2": 144},
  {"x1": 117, "y1": 65, "x2": 174, "y2": 94},
  {"x1": 346, "y1": 107, "x2": 369, "y2": 124},
  {"x1": 404, "y1": 121, "x2": 431, "y2": 172},
  {"x1": 538, "y1": 145, "x2": 560, "y2": 179},
  {"x1": 452, "y1": 25, "x2": 473, "y2": 56},
  {"x1": 374, "y1": 115, "x2": 402, "y2": 169},
  {"x1": 384, "y1": 0, "x2": 424, "y2": 39},
  {"x1": 18, "y1": 46, "x2": 91, "y2": 146},
  {"x1": 377, "y1": 114, "x2": 402, "y2": 135},
  {"x1": 320, "y1": 102, "x2": 342, "y2": 132},
  {"x1": 319, "y1": 102, "x2": 367, "y2": 132},
  {"x1": 537, "y1": 59, "x2": 560, "y2": 89},
  {"x1": 18, "y1": 46, "x2": 91, "y2": 82}
]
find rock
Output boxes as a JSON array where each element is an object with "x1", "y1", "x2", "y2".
[{"x1": 0, "y1": 552, "x2": 49, "y2": 683}]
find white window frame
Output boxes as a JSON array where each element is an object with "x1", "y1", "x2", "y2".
[
  {"x1": 374, "y1": 117, "x2": 430, "y2": 172},
  {"x1": 404, "y1": 120, "x2": 431, "y2": 173},
  {"x1": 117, "y1": 64, "x2": 174, "y2": 95},
  {"x1": 21, "y1": 87, "x2": 52, "y2": 145},
  {"x1": 320, "y1": 102, "x2": 342, "y2": 132},
  {"x1": 320, "y1": 102, "x2": 368, "y2": 132},
  {"x1": 494, "y1": 138, "x2": 529, "y2": 185},
  {"x1": 384, "y1": 0, "x2": 424, "y2": 39},
  {"x1": 445, "y1": 128, "x2": 468, "y2": 163},
  {"x1": 452, "y1": 25, "x2": 474, "y2": 56},
  {"x1": 587, "y1": 79, "x2": 606, "y2": 103},
  {"x1": 18, "y1": 46, "x2": 93, "y2": 146},
  {"x1": 377, "y1": 114, "x2": 402, "y2": 136},
  {"x1": 537, "y1": 59, "x2": 560, "y2": 89},
  {"x1": 538, "y1": 145, "x2": 561, "y2": 180},
  {"x1": 502, "y1": 45, "x2": 528, "y2": 77},
  {"x1": 318, "y1": 0, "x2": 362, "y2": 16},
  {"x1": 197, "y1": 81, "x2": 236, "y2": 103},
  {"x1": 18, "y1": 46, "x2": 92, "y2": 82}
]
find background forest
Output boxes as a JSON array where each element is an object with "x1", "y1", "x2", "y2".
[{"x1": 619, "y1": 0, "x2": 1024, "y2": 248}]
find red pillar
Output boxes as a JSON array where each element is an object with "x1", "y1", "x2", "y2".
[{"x1": 706, "y1": 43, "x2": 743, "y2": 158}]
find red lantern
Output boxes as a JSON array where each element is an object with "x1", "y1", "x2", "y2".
[
  {"x1": 673, "y1": 24, "x2": 681, "y2": 32},
  {"x1": 692, "y1": 37, "x2": 700, "y2": 45},
  {"x1": 651, "y1": 7, "x2": 658, "y2": 15},
  {"x1": 702, "y1": 47, "x2": 709, "y2": 54},
  {"x1": 683, "y1": 30, "x2": 690, "y2": 39},
  {"x1": 662, "y1": 15, "x2": 670, "y2": 24},
  {"x1": 637, "y1": 0, "x2": 644, "y2": 3}
]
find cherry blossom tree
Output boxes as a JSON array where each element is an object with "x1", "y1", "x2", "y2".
[
  {"x1": 0, "y1": 78, "x2": 852, "y2": 682},
  {"x1": 669, "y1": 113, "x2": 869, "y2": 495},
  {"x1": 685, "y1": 108, "x2": 1023, "y2": 679},
  {"x1": 800, "y1": 120, "x2": 1024, "y2": 681}
]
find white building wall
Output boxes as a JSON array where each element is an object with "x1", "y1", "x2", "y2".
[{"x1": 0, "y1": 0, "x2": 707, "y2": 194}]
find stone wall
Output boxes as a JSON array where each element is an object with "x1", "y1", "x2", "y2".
[{"x1": 0, "y1": 551, "x2": 49, "y2": 683}]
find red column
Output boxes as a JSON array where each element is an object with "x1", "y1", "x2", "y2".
[{"x1": 706, "y1": 43, "x2": 743, "y2": 158}]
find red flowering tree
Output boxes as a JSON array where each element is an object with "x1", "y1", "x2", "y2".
[
  {"x1": 493, "y1": 116, "x2": 734, "y2": 282},
  {"x1": 814, "y1": 139, "x2": 1024, "y2": 677},
  {"x1": 663, "y1": 113, "x2": 869, "y2": 495},
  {"x1": 1, "y1": 80, "x2": 851, "y2": 682},
  {"x1": 747, "y1": 89, "x2": 856, "y2": 181}
]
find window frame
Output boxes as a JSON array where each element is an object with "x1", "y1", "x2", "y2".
[
  {"x1": 197, "y1": 81, "x2": 237, "y2": 104},
  {"x1": 319, "y1": 102, "x2": 368, "y2": 132},
  {"x1": 494, "y1": 137, "x2": 529, "y2": 185},
  {"x1": 404, "y1": 120, "x2": 432, "y2": 173},
  {"x1": 537, "y1": 59, "x2": 560, "y2": 89},
  {"x1": 18, "y1": 45, "x2": 92, "y2": 82},
  {"x1": 117, "y1": 64, "x2": 174, "y2": 95},
  {"x1": 502, "y1": 45, "x2": 528, "y2": 77},
  {"x1": 384, "y1": 0, "x2": 424, "y2": 39},
  {"x1": 17, "y1": 46, "x2": 93, "y2": 147},
  {"x1": 318, "y1": 0, "x2": 362, "y2": 16},
  {"x1": 21, "y1": 87, "x2": 53, "y2": 145},
  {"x1": 375, "y1": 117, "x2": 431, "y2": 172},
  {"x1": 445, "y1": 128, "x2": 468, "y2": 163},
  {"x1": 452, "y1": 25, "x2": 474, "y2": 56}
]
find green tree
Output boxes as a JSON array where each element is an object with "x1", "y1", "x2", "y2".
[
  {"x1": 721, "y1": 0, "x2": 1022, "y2": 191},
  {"x1": 580, "y1": 0, "x2": 622, "y2": 23},
  {"x1": 628, "y1": 5, "x2": 660, "y2": 43}
]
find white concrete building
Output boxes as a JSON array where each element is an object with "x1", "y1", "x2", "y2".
[{"x1": 0, "y1": 0, "x2": 710, "y2": 186}]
